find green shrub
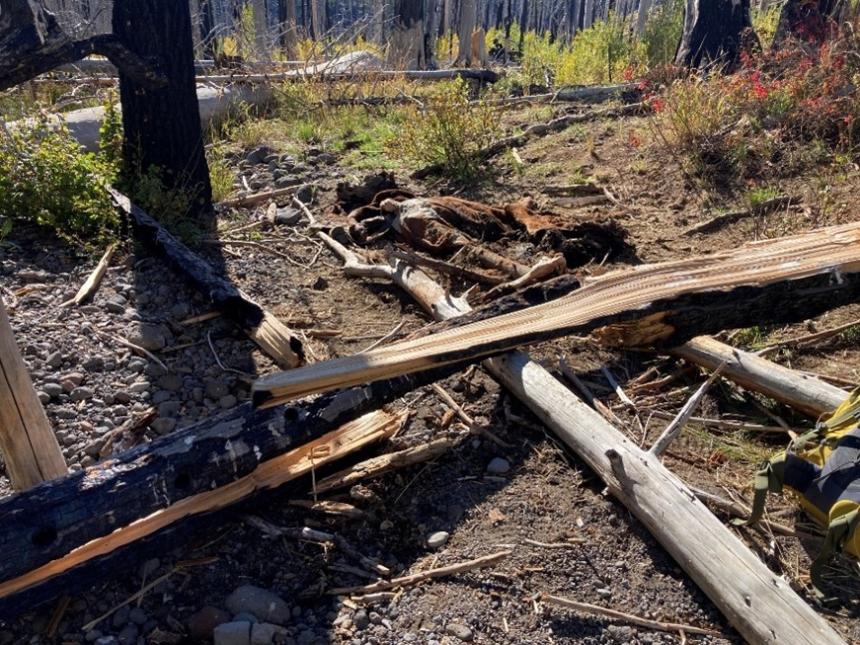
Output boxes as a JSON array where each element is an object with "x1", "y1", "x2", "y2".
[
  {"x1": 390, "y1": 78, "x2": 501, "y2": 182},
  {"x1": 0, "y1": 119, "x2": 118, "y2": 246},
  {"x1": 642, "y1": 0, "x2": 684, "y2": 67},
  {"x1": 558, "y1": 14, "x2": 646, "y2": 85}
]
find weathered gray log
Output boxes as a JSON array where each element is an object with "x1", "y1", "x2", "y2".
[
  {"x1": 671, "y1": 336, "x2": 847, "y2": 417},
  {"x1": 0, "y1": 0, "x2": 165, "y2": 91},
  {"x1": 554, "y1": 83, "x2": 640, "y2": 103},
  {"x1": 320, "y1": 234, "x2": 846, "y2": 644},
  {"x1": 8, "y1": 84, "x2": 273, "y2": 152}
]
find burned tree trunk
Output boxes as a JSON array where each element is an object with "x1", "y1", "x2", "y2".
[
  {"x1": 113, "y1": 0, "x2": 213, "y2": 219},
  {"x1": 279, "y1": 0, "x2": 299, "y2": 57},
  {"x1": 0, "y1": 0, "x2": 165, "y2": 91},
  {"x1": 457, "y1": 0, "x2": 478, "y2": 64},
  {"x1": 675, "y1": 0, "x2": 755, "y2": 70},
  {"x1": 773, "y1": 0, "x2": 843, "y2": 46},
  {"x1": 390, "y1": 0, "x2": 430, "y2": 68}
]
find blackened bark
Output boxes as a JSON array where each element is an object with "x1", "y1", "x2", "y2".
[
  {"x1": 675, "y1": 0, "x2": 755, "y2": 70},
  {"x1": 773, "y1": 0, "x2": 843, "y2": 46},
  {"x1": 391, "y1": 0, "x2": 430, "y2": 68},
  {"x1": 0, "y1": 0, "x2": 165, "y2": 91},
  {"x1": 113, "y1": 0, "x2": 213, "y2": 219}
]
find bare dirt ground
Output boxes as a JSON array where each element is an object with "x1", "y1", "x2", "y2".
[{"x1": 3, "y1": 106, "x2": 860, "y2": 645}]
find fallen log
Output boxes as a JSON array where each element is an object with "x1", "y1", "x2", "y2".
[
  {"x1": 109, "y1": 188, "x2": 303, "y2": 369},
  {"x1": 9, "y1": 84, "x2": 273, "y2": 152},
  {"x1": 0, "y1": 409, "x2": 402, "y2": 606},
  {"x1": 553, "y1": 83, "x2": 640, "y2": 104},
  {"x1": 317, "y1": 233, "x2": 845, "y2": 643},
  {"x1": 0, "y1": 362, "x2": 471, "y2": 612},
  {"x1": 412, "y1": 102, "x2": 646, "y2": 179},
  {"x1": 254, "y1": 221, "x2": 860, "y2": 407},
  {"x1": 670, "y1": 336, "x2": 847, "y2": 417}
]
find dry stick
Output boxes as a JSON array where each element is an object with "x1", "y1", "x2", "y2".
[
  {"x1": 689, "y1": 487, "x2": 796, "y2": 537},
  {"x1": 218, "y1": 186, "x2": 296, "y2": 210},
  {"x1": 360, "y1": 320, "x2": 407, "y2": 353},
  {"x1": 541, "y1": 594, "x2": 720, "y2": 637},
  {"x1": 683, "y1": 196, "x2": 796, "y2": 236},
  {"x1": 600, "y1": 366, "x2": 636, "y2": 408},
  {"x1": 481, "y1": 255, "x2": 566, "y2": 301},
  {"x1": 289, "y1": 499, "x2": 368, "y2": 520},
  {"x1": 756, "y1": 318, "x2": 860, "y2": 356},
  {"x1": 60, "y1": 243, "x2": 117, "y2": 307},
  {"x1": 524, "y1": 538, "x2": 585, "y2": 549},
  {"x1": 644, "y1": 409, "x2": 792, "y2": 435},
  {"x1": 558, "y1": 358, "x2": 626, "y2": 428},
  {"x1": 0, "y1": 297, "x2": 68, "y2": 490},
  {"x1": 390, "y1": 248, "x2": 504, "y2": 285},
  {"x1": 328, "y1": 550, "x2": 512, "y2": 595},
  {"x1": 431, "y1": 382, "x2": 512, "y2": 449},
  {"x1": 649, "y1": 361, "x2": 728, "y2": 457},
  {"x1": 314, "y1": 436, "x2": 458, "y2": 493},
  {"x1": 315, "y1": 228, "x2": 843, "y2": 644}
]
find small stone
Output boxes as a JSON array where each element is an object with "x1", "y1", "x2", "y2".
[
  {"x1": 117, "y1": 624, "x2": 138, "y2": 645},
  {"x1": 596, "y1": 587, "x2": 612, "y2": 598},
  {"x1": 94, "y1": 638, "x2": 119, "y2": 645},
  {"x1": 446, "y1": 623, "x2": 473, "y2": 642},
  {"x1": 205, "y1": 380, "x2": 230, "y2": 400},
  {"x1": 128, "y1": 607, "x2": 147, "y2": 625},
  {"x1": 311, "y1": 277, "x2": 328, "y2": 291},
  {"x1": 83, "y1": 355, "x2": 105, "y2": 371},
  {"x1": 187, "y1": 606, "x2": 231, "y2": 641},
  {"x1": 220, "y1": 394, "x2": 238, "y2": 409},
  {"x1": 84, "y1": 629, "x2": 102, "y2": 642},
  {"x1": 128, "y1": 381, "x2": 150, "y2": 394},
  {"x1": 112, "y1": 606, "x2": 131, "y2": 628},
  {"x1": 105, "y1": 297, "x2": 127, "y2": 314},
  {"x1": 151, "y1": 417, "x2": 177, "y2": 435},
  {"x1": 233, "y1": 612, "x2": 259, "y2": 624},
  {"x1": 158, "y1": 373, "x2": 184, "y2": 391},
  {"x1": 250, "y1": 623, "x2": 286, "y2": 645},
  {"x1": 61, "y1": 372, "x2": 85, "y2": 389},
  {"x1": 353, "y1": 610, "x2": 369, "y2": 630},
  {"x1": 45, "y1": 350, "x2": 63, "y2": 368},
  {"x1": 245, "y1": 146, "x2": 273, "y2": 165},
  {"x1": 273, "y1": 207, "x2": 302, "y2": 226},
  {"x1": 426, "y1": 531, "x2": 450, "y2": 549},
  {"x1": 295, "y1": 184, "x2": 315, "y2": 204},
  {"x1": 486, "y1": 457, "x2": 510, "y2": 475},
  {"x1": 37, "y1": 391, "x2": 51, "y2": 404},
  {"x1": 226, "y1": 585, "x2": 291, "y2": 625},
  {"x1": 127, "y1": 324, "x2": 168, "y2": 351},
  {"x1": 70, "y1": 386, "x2": 94, "y2": 402},
  {"x1": 42, "y1": 382, "x2": 64, "y2": 398},
  {"x1": 213, "y1": 621, "x2": 251, "y2": 645}
]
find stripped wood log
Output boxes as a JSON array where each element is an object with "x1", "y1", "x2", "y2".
[
  {"x1": 109, "y1": 188, "x2": 303, "y2": 369},
  {"x1": 671, "y1": 336, "x2": 847, "y2": 417},
  {"x1": 0, "y1": 299, "x2": 67, "y2": 490},
  {"x1": 254, "y1": 222, "x2": 860, "y2": 407},
  {"x1": 0, "y1": 364, "x2": 468, "y2": 612},
  {"x1": 0, "y1": 410, "x2": 402, "y2": 603},
  {"x1": 319, "y1": 236, "x2": 845, "y2": 644}
]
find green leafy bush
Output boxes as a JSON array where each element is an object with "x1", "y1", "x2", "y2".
[
  {"x1": 0, "y1": 119, "x2": 118, "y2": 245},
  {"x1": 390, "y1": 78, "x2": 501, "y2": 182}
]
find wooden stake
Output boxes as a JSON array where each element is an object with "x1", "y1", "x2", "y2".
[{"x1": 0, "y1": 298, "x2": 66, "y2": 490}]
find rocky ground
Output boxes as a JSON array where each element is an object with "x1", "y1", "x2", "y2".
[{"x1": 2, "y1": 107, "x2": 860, "y2": 645}]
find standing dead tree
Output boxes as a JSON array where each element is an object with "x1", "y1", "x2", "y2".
[
  {"x1": 675, "y1": 0, "x2": 756, "y2": 70},
  {"x1": 0, "y1": 0, "x2": 165, "y2": 91},
  {"x1": 113, "y1": 0, "x2": 214, "y2": 218}
]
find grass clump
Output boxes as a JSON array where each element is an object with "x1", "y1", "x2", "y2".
[
  {"x1": 390, "y1": 78, "x2": 501, "y2": 182},
  {"x1": 0, "y1": 119, "x2": 118, "y2": 246}
]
